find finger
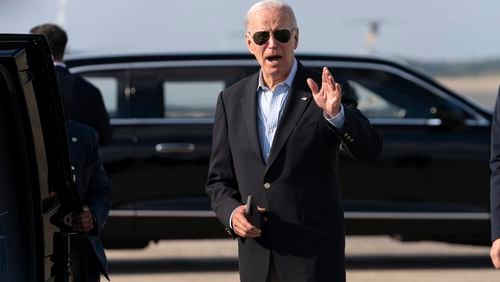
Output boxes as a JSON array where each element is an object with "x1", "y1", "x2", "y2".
[
  {"x1": 234, "y1": 223, "x2": 261, "y2": 238},
  {"x1": 237, "y1": 226, "x2": 261, "y2": 238},
  {"x1": 492, "y1": 250, "x2": 500, "y2": 268},
  {"x1": 322, "y1": 67, "x2": 330, "y2": 89},
  {"x1": 326, "y1": 68, "x2": 336, "y2": 85},
  {"x1": 306, "y1": 78, "x2": 319, "y2": 94},
  {"x1": 491, "y1": 246, "x2": 500, "y2": 268},
  {"x1": 324, "y1": 70, "x2": 339, "y2": 96},
  {"x1": 493, "y1": 255, "x2": 500, "y2": 268},
  {"x1": 335, "y1": 82, "x2": 342, "y2": 94},
  {"x1": 80, "y1": 215, "x2": 92, "y2": 225},
  {"x1": 233, "y1": 215, "x2": 261, "y2": 237}
]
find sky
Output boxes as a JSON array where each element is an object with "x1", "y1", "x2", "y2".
[{"x1": 1, "y1": 0, "x2": 500, "y2": 61}]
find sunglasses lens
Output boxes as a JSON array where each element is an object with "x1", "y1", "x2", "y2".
[
  {"x1": 253, "y1": 31, "x2": 270, "y2": 45},
  {"x1": 274, "y1": 29, "x2": 291, "y2": 43}
]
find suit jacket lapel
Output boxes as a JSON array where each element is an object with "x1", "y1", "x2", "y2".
[
  {"x1": 240, "y1": 73, "x2": 265, "y2": 165},
  {"x1": 266, "y1": 63, "x2": 313, "y2": 169}
]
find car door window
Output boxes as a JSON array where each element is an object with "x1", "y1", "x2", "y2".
[
  {"x1": 163, "y1": 81, "x2": 224, "y2": 118},
  {"x1": 85, "y1": 77, "x2": 119, "y2": 117},
  {"x1": 335, "y1": 67, "x2": 471, "y2": 119},
  {"x1": 79, "y1": 70, "x2": 129, "y2": 118},
  {"x1": 348, "y1": 80, "x2": 407, "y2": 118}
]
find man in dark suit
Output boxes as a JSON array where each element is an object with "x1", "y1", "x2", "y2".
[
  {"x1": 30, "y1": 23, "x2": 112, "y2": 146},
  {"x1": 206, "y1": 1, "x2": 382, "y2": 281},
  {"x1": 68, "y1": 121, "x2": 112, "y2": 281},
  {"x1": 490, "y1": 86, "x2": 500, "y2": 268}
]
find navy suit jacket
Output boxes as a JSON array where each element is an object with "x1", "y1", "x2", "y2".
[
  {"x1": 68, "y1": 121, "x2": 112, "y2": 279},
  {"x1": 56, "y1": 65, "x2": 112, "y2": 146},
  {"x1": 490, "y1": 86, "x2": 500, "y2": 240},
  {"x1": 206, "y1": 62, "x2": 382, "y2": 282}
]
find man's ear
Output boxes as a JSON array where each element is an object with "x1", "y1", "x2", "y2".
[
  {"x1": 245, "y1": 33, "x2": 255, "y2": 54},
  {"x1": 293, "y1": 29, "x2": 299, "y2": 49}
]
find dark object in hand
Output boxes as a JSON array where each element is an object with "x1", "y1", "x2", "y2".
[{"x1": 245, "y1": 195, "x2": 262, "y2": 229}]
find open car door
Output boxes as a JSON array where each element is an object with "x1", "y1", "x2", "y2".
[{"x1": 0, "y1": 34, "x2": 85, "y2": 282}]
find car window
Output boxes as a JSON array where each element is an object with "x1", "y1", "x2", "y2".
[
  {"x1": 163, "y1": 81, "x2": 223, "y2": 118},
  {"x1": 334, "y1": 67, "x2": 471, "y2": 119},
  {"x1": 348, "y1": 80, "x2": 407, "y2": 118},
  {"x1": 128, "y1": 66, "x2": 252, "y2": 119},
  {"x1": 85, "y1": 77, "x2": 119, "y2": 117},
  {"x1": 80, "y1": 70, "x2": 129, "y2": 118}
]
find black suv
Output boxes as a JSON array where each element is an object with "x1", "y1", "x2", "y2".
[{"x1": 66, "y1": 53, "x2": 492, "y2": 248}]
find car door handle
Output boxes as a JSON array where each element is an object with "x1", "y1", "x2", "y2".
[{"x1": 155, "y1": 143, "x2": 195, "y2": 154}]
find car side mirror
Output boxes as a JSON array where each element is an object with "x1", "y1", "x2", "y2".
[{"x1": 430, "y1": 105, "x2": 466, "y2": 129}]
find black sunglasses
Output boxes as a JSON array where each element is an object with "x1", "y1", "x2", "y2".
[{"x1": 251, "y1": 29, "x2": 294, "y2": 45}]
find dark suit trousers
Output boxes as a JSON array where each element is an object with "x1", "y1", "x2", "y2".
[
  {"x1": 86, "y1": 247, "x2": 102, "y2": 282},
  {"x1": 266, "y1": 254, "x2": 279, "y2": 282}
]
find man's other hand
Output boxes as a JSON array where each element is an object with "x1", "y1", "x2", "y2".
[
  {"x1": 231, "y1": 205, "x2": 262, "y2": 238},
  {"x1": 491, "y1": 238, "x2": 500, "y2": 268},
  {"x1": 71, "y1": 206, "x2": 94, "y2": 233}
]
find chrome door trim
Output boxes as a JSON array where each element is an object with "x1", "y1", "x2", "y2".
[
  {"x1": 344, "y1": 211, "x2": 490, "y2": 220},
  {"x1": 109, "y1": 209, "x2": 489, "y2": 220},
  {"x1": 109, "y1": 117, "x2": 488, "y2": 127},
  {"x1": 109, "y1": 210, "x2": 216, "y2": 218}
]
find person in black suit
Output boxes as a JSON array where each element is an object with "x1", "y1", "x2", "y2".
[
  {"x1": 206, "y1": 1, "x2": 382, "y2": 281},
  {"x1": 490, "y1": 86, "x2": 500, "y2": 268},
  {"x1": 30, "y1": 23, "x2": 112, "y2": 146},
  {"x1": 68, "y1": 121, "x2": 112, "y2": 281}
]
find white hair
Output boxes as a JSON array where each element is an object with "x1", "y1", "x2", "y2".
[{"x1": 245, "y1": 0, "x2": 298, "y2": 31}]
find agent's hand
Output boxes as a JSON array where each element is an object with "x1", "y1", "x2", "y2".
[
  {"x1": 231, "y1": 205, "x2": 263, "y2": 238},
  {"x1": 307, "y1": 67, "x2": 342, "y2": 117},
  {"x1": 491, "y1": 238, "x2": 500, "y2": 268},
  {"x1": 71, "y1": 206, "x2": 94, "y2": 233}
]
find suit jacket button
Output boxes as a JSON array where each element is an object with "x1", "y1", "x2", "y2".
[{"x1": 264, "y1": 182, "x2": 271, "y2": 189}]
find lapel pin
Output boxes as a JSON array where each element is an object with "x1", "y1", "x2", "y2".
[
  {"x1": 301, "y1": 97, "x2": 308, "y2": 101},
  {"x1": 71, "y1": 137, "x2": 77, "y2": 142}
]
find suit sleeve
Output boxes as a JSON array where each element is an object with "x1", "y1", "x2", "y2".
[
  {"x1": 206, "y1": 92, "x2": 242, "y2": 228},
  {"x1": 85, "y1": 131, "x2": 112, "y2": 234},
  {"x1": 490, "y1": 87, "x2": 500, "y2": 240},
  {"x1": 326, "y1": 80, "x2": 382, "y2": 162}
]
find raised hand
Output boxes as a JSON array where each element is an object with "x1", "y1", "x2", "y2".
[{"x1": 307, "y1": 67, "x2": 342, "y2": 117}]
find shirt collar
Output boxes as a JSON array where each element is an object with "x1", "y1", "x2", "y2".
[{"x1": 257, "y1": 58, "x2": 298, "y2": 91}]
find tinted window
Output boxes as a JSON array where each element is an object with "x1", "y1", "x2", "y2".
[
  {"x1": 334, "y1": 67, "x2": 471, "y2": 119},
  {"x1": 128, "y1": 66, "x2": 251, "y2": 118},
  {"x1": 163, "y1": 81, "x2": 223, "y2": 118},
  {"x1": 80, "y1": 70, "x2": 129, "y2": 118},
  {"x1": 85, "y1": 77, "x2": 119, "y2": 117},
  {"x1": 349, "y1": 80, "x2": 407, "y2": 118}
]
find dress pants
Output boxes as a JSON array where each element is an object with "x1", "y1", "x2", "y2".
[
  {"x1": 86, "y1": 248, "x2": 102, "y2": 282},
  {"x1": 266, "y1": 253, "x2": 279, "y2": 282}
]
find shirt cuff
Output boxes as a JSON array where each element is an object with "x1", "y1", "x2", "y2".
[
  {"x1": 324, "y1": 105, "x2": 345, "y2": 129},
  {"x1": 229, "y1": 207, "x2": 238, "y2": 229}
]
